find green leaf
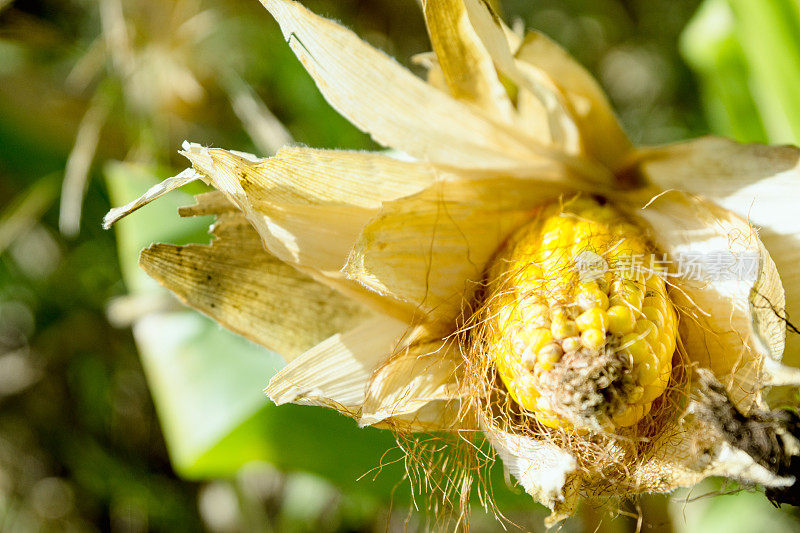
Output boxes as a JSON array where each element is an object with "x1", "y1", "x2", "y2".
[
  {"x1": 680, "y1": 0, "x2": 768, "y2": 142},
  {"x1": 682, "y1": 0, "x2": 800, "y2": 145}
]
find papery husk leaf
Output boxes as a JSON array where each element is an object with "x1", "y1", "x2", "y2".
[
  {"x1": 179, "y1": 142, "x2": 444, "y2": 321},
  {"x1": 413, "y1": 48, "x2": 550, "y2": 142},
  {"x1": 265, "y1": 316, "x2": 410, "y2": 416},
  {"x1": 637, "y1": 136, "x2": 800, "y2": 370},
  {"x1": 422, "y1": 0, "x2": 515, "y2": 123},
  {"x1": 621, "y1": 188, "x2": 785, "y2": 412},
  {"x1": 371, "y1": 399, "x2": 465, "y2": 433},
  {"x1": 180, "y1": 143, "x2": 434, "y2": 271},
  {"x1": 259, "y1": 0, "x2": 548, "y2": 170},
  {"x1": 411, "y1": 52, "x2": 449, "y2": 93},
  {"x1": 103, "y1": 167, "x2": 201, "y2": 228},
  {"x1": 177, "y1": 190, "x2": 237, "y2": 217},
  {"x1": 343, "y1": 177, "x2": 574, "y2": 325},
  {"x1": 482, "y1": 422, "x2": 579, "y2": 524},
  {"x1": 139, "y1": 202, "x2": 370, "y2": 360},
  {"x1": 360, "y1": 336, "x2": 462, "y2": 428},
  {"x1": 460, "y1": 0, "x2": 581, "y2": 153},
  {"x1": 630, "y1": 403, "x2": 795, "y2": 494},
  {"x1": 514, "y1": 31, "x2": 633, "y2": 172}
]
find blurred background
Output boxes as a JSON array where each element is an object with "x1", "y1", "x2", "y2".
[{"x1": 0, "y1": 0, "x2": 799, "y2": 531}]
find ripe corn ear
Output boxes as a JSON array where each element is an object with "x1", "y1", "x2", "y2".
[{"x1": 484, "y1": 197, "x2": 678, "y2": 430}]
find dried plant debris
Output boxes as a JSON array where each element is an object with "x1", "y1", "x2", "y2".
[{"x1": 695, "y1": 368, "x2": 800, "y2": 505}]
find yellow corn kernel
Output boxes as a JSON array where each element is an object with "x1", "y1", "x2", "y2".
[
  {"x1": 551, "y1": 317, "x2": 579, "y2": 340},
  {"x1": 576, "y1": 308, "x2": 608, "y2": 332},
  {"x1": 612, "y1": 404, "x2": 645, "y2": 427},
  {"x1": 537, "y1": 343, "x2": 563, "y2": 371},
  {"x1": 621, "y1": 333, "x2": 651, "y2": 364},
  {"x1": 607, "y1": 305, "x2": 636, "y2": 335},
  {"x1": 642, "y1": 380, "x2": 668, "y2": 403},
  {"x1": 575, "y1": 282, "x2": 610, "y2": 311},
  {"x1": 482, "y1": 197, "x2": 680, "y2": 430},
  {"x1": 637, "y1": 359, "x2": 660, "y2": 386},
  {"x1": 635, "y1": 319, "x2": 659, "y2": 345},
  {"x1": 528, "y1": 328, "x2": 553, "y2": 354},
  {"x1": 581, "y1": 328, "x2": 606, "y2": 350},
  {"x1": 642, "y1": 306, "x2": 664, "y2": 328},
  {"x1": 610, "y1": 280, "x2": 644, "y2": 311}
]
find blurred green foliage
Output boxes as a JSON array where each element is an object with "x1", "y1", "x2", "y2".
[
  {"x1": 0, "y1": 0, "x2": 799, "y2": 531},
  {"x1": 682, "y1": 0, "x2": 800, "y2": 145}
]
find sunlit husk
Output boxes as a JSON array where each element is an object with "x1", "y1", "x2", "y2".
[
  {"x1": 139, "y1": 196, "x2": 371, "y2": 359},
  {"x1": 266, "y1": 316, "x2": 409, "y2": 415},
  {"x1": 259, "y1": 0, "x2": 550, "y2": 170},
  {"x1": 637, "y1": 136, "x2": 800, "y2": 369},
  {"x1": 513, "y1": 31, "x2": 632, "y2": 171},
  {"x1": 422, "y1": 0, "x2": 516, "y2": 123},
  {"x1": 359, "y1": 335, "x2": 462, "y2": 427},
  {"x1": 343, "y1": 177, "x2": 575, "y2": 324}
]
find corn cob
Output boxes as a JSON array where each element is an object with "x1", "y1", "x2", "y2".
[{"x1": 484, "y1": 197, "x2": 678, "y2": 431}]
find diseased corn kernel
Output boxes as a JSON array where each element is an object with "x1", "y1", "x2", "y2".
[
  {"x1": 607, "y1": 305, "x2": 636, "y2": 335},
  {"x1": 629, "y1": 385, "x2": 645, "y2": 403},
  {"x1": 521, "y1": 346, "x2": 537, "y2": 371},
  {"x1": 562, "y1": 336, "x2": 581, "y2": 353},
  {"x1": 525, "y1": 302, "x2": 551, "y2": 328},
  {"x1": 482, "y1": 197, "x2": 680, "y2": 430}
]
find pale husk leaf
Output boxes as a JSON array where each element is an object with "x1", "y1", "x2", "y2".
[
  {"x1": 460, "y1": 0, "x2": 580, "y2": 152},
  {"x1": 482, "y1": 422, "x2": 580, "y2": 524},
  {"x1": 178, "y1": 143, "x2": 448, "y2": 321},
  {"x1": 638, "y1": 137, "x2": 800, "y2": 370},
  {"x1": 343, "y1": 176, "x2": 573, "y2": 325},
  {"x1": 422, "y1": 0, "x2": 515, "y2": 122},
  {"x1": 632, "y1": 399, "x2": 795, "y2": 492},
  {"x1": 621, "y1": 188, "x2": 786, "y2": 412},
  {"x1": 514, "y1": 31, "x2": 633, "y2": 172},
  {"x1": 265, "y1": 316, "x2": 410, "y2": 416},
  {"x1": 360, "y1": 336, "x2": 462, "y2": 428},
  {"x1": 180, "y1": 143, "x2": 434, "y2": 271},
  {"x1": 103, "y1": 167, "x2": 201, "y2": 228},
  {"x1": 487, "y1": 396, "x2": 794, "y2": 525},
  {"x1": 258, "y1": 0, "x2": 546, "y2": 169},
  {"x1": 139, "y1": 205, "x2": 371, "y2": 361}
]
